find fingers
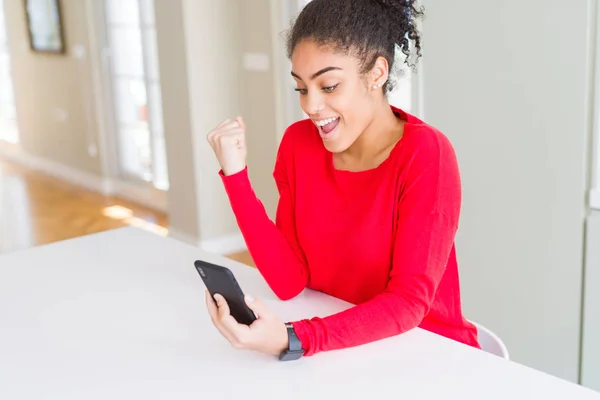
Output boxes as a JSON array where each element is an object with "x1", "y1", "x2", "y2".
[
  {"x1": 211, "y1": 118, "x2": 243, "y2": 135},
  {"x1": 207, "y1": 126, "x2": 235, "y2": 142},
  {"x1": 207, "y1": 126, "x2": 245, "y2": 143},
  {"x1": 207, "y1": 292, "x2": 249, "y2": 349},
  {"x1": 214, "y1": 127, "x2": 245, "y2": 137},
  {"x1": 235, "y1": 116, "x2": 246, "y2": 131},
  {"x1": 206, "y1": 292, "x2": 237, "y2": 344},
  {"x1": 205, "y1": 289, "x2": 218, "y2": 320},
  {"x1": 205, "y1": 116, "x2": 247, "y2": 177},
  {"x1": 244, "y1": 295, "x2": 269, "y2": 319},
  {"x1": 207, "y1": 130, "x2": 246, "y2": 150},
  {"x1": 207, "y1": 116, "x2": 246, "y2": 150},
  {"x1": 213, "y1": 293, "x2": 231, "y2": 320},
  {"x1": 220, "y1": 116, "x2": 243, "y2": 131},
  {"x1": 216, "y1": 118, "x2": 231, "y2": 128},
  {"x1": 219, "y1": 120, "x2": 241, "y2": 132}
]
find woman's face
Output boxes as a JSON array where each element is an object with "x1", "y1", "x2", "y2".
[{"x1": 291, "y1": 39, "x2": 386, "y2": 153}]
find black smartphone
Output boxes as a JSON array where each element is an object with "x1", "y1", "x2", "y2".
[{"x1": 194, "y1": 260, "x2": 257, "y2": 325}]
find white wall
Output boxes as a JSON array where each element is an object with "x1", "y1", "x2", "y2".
[
  {"x1": 238, "y1": 0, "x2": 280, "y2": 221},
  {"x1": 180, "y1": 0, "x2": 242, "y2": 245},
  {"x1": 153, "y1": 0, "x2": 243, "y2": 252},
  {"x1": 593, "y1": 9, "x2": 600, "y2": 211},
  {"x1": 583, "y1": 3, "x2": 600, "y2": 390},
  {"x1": 153, "y1": 0, "x2": 200, "y2": 244},
  {"x1": 154, "y1": 0, "x2": 281, "y2": 254},
  {"x1": 582, "y1": 211, "x2": 600, "y2": 390},
  {"x1": 420, "y1": 0, "x2": 590, "y2": 383},
  {"x1": 3, "y1": 0, "x2": 102, "y2": 175}
]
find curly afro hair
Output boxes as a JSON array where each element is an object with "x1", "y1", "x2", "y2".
[{"x1": 286, "y1": 0, "x2": 425, "y2": 94}]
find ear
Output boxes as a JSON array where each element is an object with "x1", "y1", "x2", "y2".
[{"x1": 370, "y1": 56, "x2": 389, "y2": 90}]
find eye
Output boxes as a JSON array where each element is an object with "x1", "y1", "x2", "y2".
[
  {"x1": 294, "y1": 88, "x2": 308, "y2": 95},
  {"x1": 322, "y1": 84, "x2": 339, "y2": 93}
]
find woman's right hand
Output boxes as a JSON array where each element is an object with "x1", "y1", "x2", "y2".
[{"x1": 207, "y1": 116, "x2": 248, "y2": 176}]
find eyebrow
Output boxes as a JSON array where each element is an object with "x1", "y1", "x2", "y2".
[{"x1": 291, "y1": 66, "x2": 342, "y2": 81}]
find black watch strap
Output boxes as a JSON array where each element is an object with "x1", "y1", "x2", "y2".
[
  {"x1": 279, "y1": 323, "x2": 304, "y2": 361},
  {"x1": 286, "y1": 323, "x2": 303, "y2": 352}
]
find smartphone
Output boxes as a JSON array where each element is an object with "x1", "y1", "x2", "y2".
[{"x1": 194, "y1": 260, "x2": 257, "y2": 325}]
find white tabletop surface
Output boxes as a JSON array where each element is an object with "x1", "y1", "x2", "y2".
[{"x1": 0, "y1": 227, "x2": 598, "y2": 399}]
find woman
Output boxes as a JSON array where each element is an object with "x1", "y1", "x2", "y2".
[{"x1": 205, "y1": 0, "x2": 481, "y2": 359}]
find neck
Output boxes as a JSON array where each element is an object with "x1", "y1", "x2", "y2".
[{"x1": 342, "y1": 100, "x2": 404, "y2": 163}]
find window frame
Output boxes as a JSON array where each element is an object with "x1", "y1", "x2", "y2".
[
  {"x1": 0, "y1": 0, "x2": 19, "y2": 144},
  {"x1": 102, "y1": 0, "x2": 168, "y2": 190}
]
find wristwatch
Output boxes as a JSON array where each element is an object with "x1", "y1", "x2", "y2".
[{"x1": 279, "y1": 323, "x2": 304, "y2": 361}]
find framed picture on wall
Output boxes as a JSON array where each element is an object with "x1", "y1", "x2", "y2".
[{"x1": 24, "y1": 0, "x2": 65, "y2": 54}]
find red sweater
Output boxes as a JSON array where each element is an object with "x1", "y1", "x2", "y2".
[{"x1": 220, "y1": 107, "x2": 480, "y2": 356}]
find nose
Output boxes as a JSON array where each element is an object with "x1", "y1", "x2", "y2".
[{"x1": 302, "y1": 91, "x2": 325, "y2": 115}]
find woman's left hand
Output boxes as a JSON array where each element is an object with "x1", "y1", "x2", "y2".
[{"x1": 205, "y1": 290, "x2": 289, "y2": 356}]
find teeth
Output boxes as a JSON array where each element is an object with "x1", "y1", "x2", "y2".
[{"x1": 314, "y1": 117, "x2": 339, "y2": 127}]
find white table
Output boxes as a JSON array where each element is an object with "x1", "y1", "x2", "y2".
[{"x1": 0, "y1": 227, "x2": 598, "y2": 399}]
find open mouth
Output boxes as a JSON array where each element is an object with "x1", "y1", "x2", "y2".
[{"x1": 314, "y1": 117, "x2": 340, "y2": 138}]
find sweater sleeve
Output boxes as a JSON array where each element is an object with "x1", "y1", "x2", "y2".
[
  {"x1": 290, "y1": 132, "x2": 461, "y2": 356},
  {"x1": 219, "y1": 134, "x2": 310, "y2": 300}
]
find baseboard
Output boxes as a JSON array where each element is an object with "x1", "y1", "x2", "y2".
[
  {"x1": 0, "y1": 143, "x2": 167, "y2": 212},
  {"x1": 199, "y1": 232, "x2": 247, "y2": 255},
  {"x1": 110, "y1": 180, "x2": 167, "y2": 212},
  {"x1": 169, "y1": 229, "x2": 247, "y2": 255},
  {"x1": 0, "y1": 143, "x2": 110, "y2": 195},
  {"x1": 167, "y1": 229, "x2": 199, "y2": 247}
]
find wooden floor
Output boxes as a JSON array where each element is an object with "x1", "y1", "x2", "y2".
[{"x1": 0, "y1": 158, "x2": 254, "y2": 266}]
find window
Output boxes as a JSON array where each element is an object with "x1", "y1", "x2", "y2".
[
  {"x1": 104, "y1": 0, "x2": 168, "y2": 190},
  {"x1": 387, "y1": 56, "x2": 415, "y2": 113},
  {"x1": 0, "y1": 0, "x2": 18, "y2": 144}
]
